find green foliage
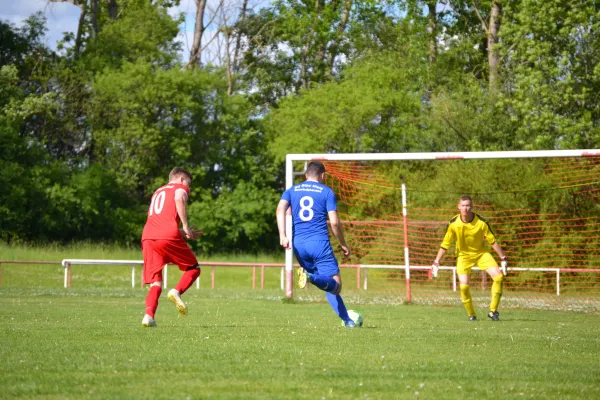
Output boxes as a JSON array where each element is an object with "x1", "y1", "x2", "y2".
[
  {"x1": 191, "y1": 181, "x2": 281, "y2": 253},
  {"x1": 90, "y1": 62, "x2": 201, "y2": 188},
  {"x1": 3, "y1": 0, "x2": 600, "y2": 254},
  {"x1": 500, "y1": 0, "x2": 600, "y2": 149},
  {"x1": 82, "y1": 0, "x2": 182, "y2": 70},
  {"x1": 266, "y1": 51, "x2": 429, "y2": 162},
  {"x1": 427, "y1": 76, "x2": 515, "y2": 151}
]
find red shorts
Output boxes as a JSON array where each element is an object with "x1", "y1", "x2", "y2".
[{"x1": 142, "y1": 238, "x2": 198, "y2": 284}]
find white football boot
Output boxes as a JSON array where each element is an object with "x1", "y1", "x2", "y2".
[
  {"x1": 141, "y1": 314, "x2": 157, "y2": 328},
  {"x1": 168, "y1": 289, "x2": 188, "y2": 316}
]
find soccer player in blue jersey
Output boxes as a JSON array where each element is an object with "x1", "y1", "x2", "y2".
[
  {"x1": 432, "y1": 195, "x2": 508, "y2": 321},
  {"x1": 276, "y1": 161, "x2": 357, "y2": 328}
]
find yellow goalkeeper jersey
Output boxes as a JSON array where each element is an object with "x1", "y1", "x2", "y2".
[{"x1": 441, "y1": 213, "x2": 497, "y2": 258}]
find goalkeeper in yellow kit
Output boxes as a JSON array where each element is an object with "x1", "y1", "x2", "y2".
[{"x1": 432, "y1": 195, "x2": 507, "y2": 321}]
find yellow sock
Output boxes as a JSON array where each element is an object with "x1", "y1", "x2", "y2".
[
  {"x1": 490, "y1": 274, "x2": 504, "y2": 312},
  {"x1": 460, "y1": 284, "x2": 476, "y2": 316}
]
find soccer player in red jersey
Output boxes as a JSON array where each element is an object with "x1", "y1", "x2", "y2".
[{"x1": 141, "y1": 167, "x2": 202, "y2": 327}]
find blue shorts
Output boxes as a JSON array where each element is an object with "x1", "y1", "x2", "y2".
[{"x1": 293, "y1": 240, "x2": 340, "y2": 277}]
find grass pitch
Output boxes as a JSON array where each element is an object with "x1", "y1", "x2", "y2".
[{"x1": 1, "y1": 287, "x2": 599, "y2": 400}]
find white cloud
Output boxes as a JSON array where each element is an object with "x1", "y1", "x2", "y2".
[{"x1": 0, "y1": 0, "x2": 81, "y2": 49}]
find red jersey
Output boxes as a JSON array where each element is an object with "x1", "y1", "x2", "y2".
[{"x1": 142, "y1": 183, "x2": 190, "y2": 240}]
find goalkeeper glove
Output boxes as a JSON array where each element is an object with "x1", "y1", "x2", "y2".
[
  {"x1": 431, "y1": 261, "x2": 439, "y2": 278},
  {"x1": 500, "y1": 256, "x2": 508, "y2": 276}
]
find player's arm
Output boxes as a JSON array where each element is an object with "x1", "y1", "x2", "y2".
[
  {"x1": 431, "y1": 247, "x2": 446, "y2": 278},
  {"x1": 432, "y1": 223, "x2": 453, "y2": 277},
  {"x1": 492, "y1": 241, "x2": 508, "y2": 275},
  {"x1": 276, "y1": 199, "x2": 291, "y2": 249},
  {"x1": 328, "y1": 210, "x2": 350, "y2": 257},
  {"x1": 175, "y1": 188, "x2": 195, "y2": 239},
  {"x1": 433, "y1": 247, "x2": 446, "y2": 265},
  {"x1": 179, "y1": 227, "x2": 203, "y2": 239}
]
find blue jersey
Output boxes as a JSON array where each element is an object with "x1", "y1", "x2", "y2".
[{"x1": 281, "y1": 180, "x2": 337, "y2": 245}]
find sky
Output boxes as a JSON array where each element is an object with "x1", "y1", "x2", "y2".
[
  {"x1": 1, "y1": 0, "x2": 81, "y2": 49},
  {"x1": 0, "y1": 0, "x2": 206, "y2": 59},
  {"x1": 2, "y1": 0, "x2": 271, "y2": 64}
]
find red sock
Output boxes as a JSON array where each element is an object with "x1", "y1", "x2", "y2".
[
  {"x1": 145, "y1": 285, "x2": 162, "y2": 317},
  {"x1": 175, "y1": 268, "x2": 200, "y2": 295}
]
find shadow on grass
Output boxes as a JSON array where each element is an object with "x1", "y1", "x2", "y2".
[{"x1": 280, "y1": 297, "x2": 297, "y2": 304}]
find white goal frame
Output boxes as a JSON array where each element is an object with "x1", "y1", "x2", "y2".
[{"x1": 283, "y1": 149, "x2": 600, "y2": 299}]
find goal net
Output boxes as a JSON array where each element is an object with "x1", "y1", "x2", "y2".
[{"x1": 285, "y1": 151, "x2": 600, "y2": 313}]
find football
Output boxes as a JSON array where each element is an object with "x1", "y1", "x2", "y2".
[{"x1": 342, "y1": 309, "x2": 363, "y2": 327}]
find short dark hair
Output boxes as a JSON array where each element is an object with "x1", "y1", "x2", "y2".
[
  {"x1": 459, "y1": 195, "x2": 472, "y2": 203},
  {"x1": 169, "y1": 167, "x2": 193, "y2": 182},
  {"x1": 306, "y1": 161, "x2": 326, "y2": 178}
]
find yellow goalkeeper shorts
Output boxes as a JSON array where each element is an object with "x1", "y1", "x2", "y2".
[{"x1": 457, "y1": 252, "x2": 497, "y2": 275}]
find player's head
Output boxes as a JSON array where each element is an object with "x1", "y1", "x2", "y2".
[
  {"x1": 306, "y1": 161, "x2": 326, "y2": 182},
  {"x1": 169, "y1": 167, "x2": 193, "y2": 186},
  {"x1": 459, "y1": 195, "x2": 472, "y2": 203},
  {"x1": 457, "y1": 195, "x2": 473, "y2": 217}
]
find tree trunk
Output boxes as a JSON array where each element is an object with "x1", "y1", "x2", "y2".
[
  {"x1": 189, "y1": 0, "x2": 208, "y2": 68},
  {"x1": 221, "y1": 0, "x2": 234, "y2": 95},
  {"x1": 326, "y1": 0, "x2": 352, "y2": 78},
  {"x1": 74, "y1": 4, "x2": 86, "y2": 56},
  {"x1": 300, "y1": 0, "x2": 322, "y2": 90},
  {"x1": 487, "y1": 0, "x2": 501, "y2": 92},
  {"x1": 232, "y1": 0, "x2": 248, "y2": 75},
  {"x1": 48, "y1": 1, "x2": 86, "y2": 55},
  {"x1": 427, "y1": 1, "x2": 437, "y2": 63},
  {"x1": 90, "y1": 0, "x2": 99, "y2": 38},
  {"x1": 106, "y1": 0, "x2": 118, "y2": 19}
]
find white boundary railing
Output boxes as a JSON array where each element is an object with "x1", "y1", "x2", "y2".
[
  {"x1": 359, "y1": 266, "x2": 562, "y2": 295},
  {"x1": 60, "y1": 259, "x2": 290, "y2": 290},
  {"x1": 61, "y1": 259, "x2": 144, "y2": 289},
  {"x1": 55, "y1": 259, "x2": 600, "y2": 297}
]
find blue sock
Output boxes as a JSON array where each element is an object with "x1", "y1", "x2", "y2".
[
  {"x1": 326, "y1": 292, "x2": 351, "y2": 322},
  {"x1": 308, "y1": 273, "x2": 339, "y2": 293}
]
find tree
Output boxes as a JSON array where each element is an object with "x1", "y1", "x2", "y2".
[
  {"x1": 500, "y1": 0, "x2": 600, "y2": 149},
  {"x1": 265, "y1": 50, "x2": 429, "y2": 162},
  {"x1": 189, "y1": 0, "x2": 208, "y2": 67}
]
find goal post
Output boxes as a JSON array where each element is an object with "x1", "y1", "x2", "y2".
[{"x1": 284, "y1": 149, "x2": 600, "y2": 311}]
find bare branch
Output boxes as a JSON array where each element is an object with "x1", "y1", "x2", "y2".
[
  {"x1": 470, "y1": 1, "x2": 489, "y2": 33},
  {"x1": 47, "y1": 0, "x2": 83, "y2": 6}
]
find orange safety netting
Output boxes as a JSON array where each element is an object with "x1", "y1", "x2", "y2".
[{"x1": 296, "y1": 158, "x2": 600, "y2": 312}]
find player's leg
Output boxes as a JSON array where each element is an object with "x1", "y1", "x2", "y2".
[
  {"x1": 479, "y1": 253, "x2": 503, "y2": 321},
  {"x1": 294, "y1": 241, "x2": 354, "y2": 326},
  {"x1": 174, "y1": 264, "x2": 200, "y2": 295},
  {"x1": 143, "y1": 281, "x2": 162, "y2": 327},
  {"x1": 308, "y1": 274, "x2": 340, "y2": 292},
  {"x1": 293, "y1": 245, "x2": 314, "y2": 289},
  {"x1": 324, "y1": 274, "x2": 354, "y2": 327},
  {"x1": 142, "y1": 240, "x2": 166, "y2": 327},
  {"x1": 295, "y1": 242, "x2": 340, "y2": 291},
  {"x1": 168, "y1": 265, "x2": 199, "y2": 317},
  {"x1": 299, "y1": 241, "x2": 340, "y2": 292},
  {"x1": 314, "y1": 243, "x2": 354, "y2": 327},
  {"x1": 167, "y1": 239, "x2": 201, "y2": 316},
  {"x1": 457, "y1": 259, "x2": 476, "y2": 320}
]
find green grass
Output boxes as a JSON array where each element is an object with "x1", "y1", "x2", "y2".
[
  {"x1": 1, "y1": 288, "x2": 600, "y2": 400},
  {"x1": 0, "y1": 242, "x2": 284, "y2": 263},
  {"x1": 0, "y1": 242, "x2": 286, "y2": 290},
  {"x1": 2, "y1": 243, "x2": 600, "y2": 398}
]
